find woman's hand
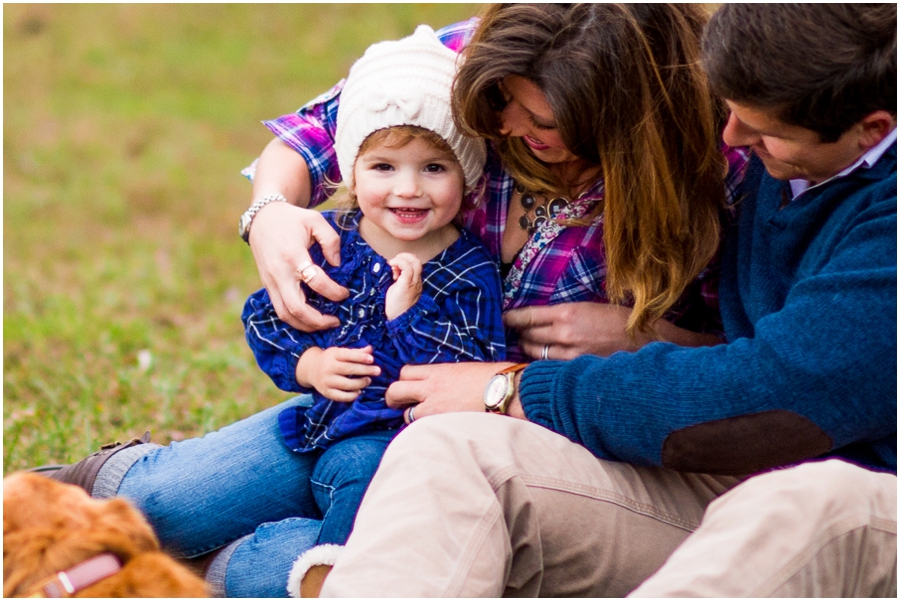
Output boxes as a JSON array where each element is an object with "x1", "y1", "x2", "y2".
[
  {"x1": 296, "y1": 345, "x2": 381, "y2": 402},
  {"x1": 385, "y1": 253, "x2": 423, "y2": 320},
  {"x1": 504, "y1": 302, "x2": 720, "y2": 360},
  {"x1": 386, "y1": 362, "x2": 521, "y2": 420},
  {"x1": 247, "y1": 137, "x2": 349, "y2": 332},
  {"x1": 248, "y1": 202, "x2": 350, "y2": 332}
]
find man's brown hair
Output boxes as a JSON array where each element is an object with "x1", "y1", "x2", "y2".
[{"x1": 702, "y1": 4, "x2": 896, "y2": 142}]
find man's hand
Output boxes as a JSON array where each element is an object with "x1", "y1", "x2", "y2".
[
  {"x1": 386, "y1": 362, "x2": 522, "y2": 420},
  {"x1": 249, "y1": 203, "x2": 349, "y2": 332}
]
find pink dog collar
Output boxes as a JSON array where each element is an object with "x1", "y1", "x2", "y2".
[{"x1": 27, "y1": 553, "x2": 122, "y2": 598}]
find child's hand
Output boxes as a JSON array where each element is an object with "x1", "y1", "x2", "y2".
[
  {"x1": 385, "y1": 252, "x2": 423, "y2": 320},
  {"x1": 296, "y1": 345, "x2": 381, "y2": 402}
]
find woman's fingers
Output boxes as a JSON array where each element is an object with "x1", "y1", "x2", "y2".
[
  {"x1": 274, "y1": 277, "x2": 342, "y2": 332},
  {"x1": 502, "y1": 305, "x2": 556, "y2": 331},
  {"x1": 293, "y1": 217, "x2": 349, "y2": 304},
  {"x1": 248, "y1": 203, "x2": 348, "y2": 332},
  {"x1": 505, "y1": 302, "x2": 640, "y2": 357},
  {"x1": 518, "y1": 339, "x2": 579, "y2": 361},
  {"x1": 260, "y1": 264, "x2": 337, "y2": 332},
  {"x1": 309, "y1": 214, "x2": 344, "y2": 268}
]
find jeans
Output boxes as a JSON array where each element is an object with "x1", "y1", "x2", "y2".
[{"x1": 93, "y1": 395, "x2": 394, "y2": 597}]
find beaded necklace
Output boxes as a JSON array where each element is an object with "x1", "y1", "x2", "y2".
[{"x1": 514, "y1": 183, "x2": 572, "y2": 235}]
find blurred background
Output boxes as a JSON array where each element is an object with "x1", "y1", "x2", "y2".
[{"x1": 3, "y1": 4, "x2": 481, "y2": 472}]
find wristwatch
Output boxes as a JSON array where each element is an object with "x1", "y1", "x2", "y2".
[
  {"x1": 239, "y1": 194, "x2": 287, "y2": 243},
  {"x1": 483, "y1": 363, "x2": 529, "y2": 414}
]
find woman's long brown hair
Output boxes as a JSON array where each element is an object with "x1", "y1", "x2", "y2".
[{"x1": 454, "y1": 4, "x2": 726, "y2": 336}]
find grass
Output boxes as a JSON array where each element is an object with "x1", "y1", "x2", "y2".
[{"x1": 3, "y1": 3, "x2": 481, "y2": 472}]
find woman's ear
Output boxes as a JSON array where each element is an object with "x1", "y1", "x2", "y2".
[{"x1": 857, "y1": 110, "x2": 896, "y2": 150}]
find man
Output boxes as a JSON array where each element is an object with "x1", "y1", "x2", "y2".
[{"x1": 318, "y1": 5, "x2": 896, "y2": 597}]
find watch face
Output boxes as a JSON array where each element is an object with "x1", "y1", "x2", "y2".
[{"x1": 484, "y1": 374, "x2": 509, "y2": 409}]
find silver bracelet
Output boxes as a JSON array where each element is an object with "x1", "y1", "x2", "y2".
[{"x1": 239, "y1": 193, "x2": 287, "y2": 243}]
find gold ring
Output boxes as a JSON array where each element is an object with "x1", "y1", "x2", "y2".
[{"x1": 296, "y1": 261, "x2": 318, "y2": 284}]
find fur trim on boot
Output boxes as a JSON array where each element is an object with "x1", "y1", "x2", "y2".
[{"x1": 287, "y1": 544, "x2": 343, "y2": 598}]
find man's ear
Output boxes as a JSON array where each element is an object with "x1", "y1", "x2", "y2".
[{"x1": 857, "y1": 110, "x2": 896, "y2": 150}]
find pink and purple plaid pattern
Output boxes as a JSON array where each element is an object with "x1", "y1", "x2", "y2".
[{"x1": 242, "y1": 18, "x2": 751, "y2": 359}]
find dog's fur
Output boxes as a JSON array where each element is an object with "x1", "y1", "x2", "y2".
[{"x1": 3, "y1": 472, "x2": 208, "y2": 598}]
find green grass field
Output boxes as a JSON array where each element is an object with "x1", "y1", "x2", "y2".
[{"x1": 3, "y1": 4, "x2": 481, "y2": 473}]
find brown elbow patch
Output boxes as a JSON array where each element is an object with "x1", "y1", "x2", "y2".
[{"x1": 661, "y1": 410, "x2": 833, "y2": 475}]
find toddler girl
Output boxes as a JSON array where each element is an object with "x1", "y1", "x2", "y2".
[{"x1": 241, "y1": 25, "x2": 505, "y2": 594}]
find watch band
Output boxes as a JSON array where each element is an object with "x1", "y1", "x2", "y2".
[
  {"x1": 498, "y1": 363, "x2": 529, "y2": 377},
  {"x1": 239, "y1": 193, "x2": 287, "y2": 243}
]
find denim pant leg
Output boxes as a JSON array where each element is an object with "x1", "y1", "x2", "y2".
[
  {"x1": 311, "y1": 429, "x2": 397, "y2": 546},
  {"x1": 209, "y1": 516, "x2": 322, "y2": 597},
  {"x1": 104, "y1": 395, "x2": 322, "y2": 560}
]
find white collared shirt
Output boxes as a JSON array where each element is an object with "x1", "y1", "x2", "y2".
[{"x1": 790, "y1": 128, "x2": 897, "y2": 200}]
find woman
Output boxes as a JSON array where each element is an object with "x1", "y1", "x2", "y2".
[
  {"x1": 248, "y1": 5, "x2": 743, "y2": 362},
  {"x1": 44, "y1": 5, "x2": 747, "y2": 597}
]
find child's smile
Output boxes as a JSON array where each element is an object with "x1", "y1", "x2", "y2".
[
  {"x1": 355, "y1": 137, "x2": 464, "y2": 262},
  {"x1": 388, "y1": 207, "x2": 430, "y2": 223}
]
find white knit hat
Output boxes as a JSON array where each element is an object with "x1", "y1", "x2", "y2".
[{"x1": 335, "y1": 24, "x2": 486, "y2": 191}]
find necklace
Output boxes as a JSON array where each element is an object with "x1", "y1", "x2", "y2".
[{"x1": 515, "y1": 183, "x2": 571, "y2": 235}]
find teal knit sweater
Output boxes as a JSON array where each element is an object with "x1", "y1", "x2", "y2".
[{"x1": 520, "y1": 145, "x2": 897, "y2": 475}]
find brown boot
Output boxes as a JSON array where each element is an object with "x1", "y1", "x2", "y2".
[{"x1": 28, "y1": 432, "x2": 153, "y2": 494}]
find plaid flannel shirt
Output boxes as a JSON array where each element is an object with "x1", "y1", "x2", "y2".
[
  {"x1": 242, "y1": 210, "x2": 505, "y2": 451},
  {"x1": 242, "y1": 18, "x2": 751, "y2": 359}
]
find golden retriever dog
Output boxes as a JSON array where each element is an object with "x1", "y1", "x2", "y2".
[{"x1": 4, "y1": 472, "x2": 208, "y2": 598}]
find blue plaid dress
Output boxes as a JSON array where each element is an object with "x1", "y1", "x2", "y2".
[{"x1": 242, "y1": 210, "x2": 506, "y2": 451}]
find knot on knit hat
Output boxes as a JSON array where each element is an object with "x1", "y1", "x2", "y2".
[
  {"x1": 364, "y1": 85, "x2": 423, "y2": 121},
  {"x1": 335, "y1": 24, "x2": 486, "y2": 191}
]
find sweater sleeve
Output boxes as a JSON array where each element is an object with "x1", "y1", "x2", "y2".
[
  {"x1": 242, "y1": 287, "x2": 327, "y2": 393},
  {"x1": 519, "y1": 175, "x2": 897, "y2": 475}
]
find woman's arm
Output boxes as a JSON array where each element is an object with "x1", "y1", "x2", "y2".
[
  {"x1": 243, "y1": 84, "x2": 349, "y2": 332},
  {"x1": 249, "y1": 138, "x2": 314, "y2": 208},
  {"x1": 503, "y1": 302, "x2": 720, "y2": 360}
]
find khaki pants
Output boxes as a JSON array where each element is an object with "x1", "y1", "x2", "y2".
[{"x1": 321, "y1": 413, "x2": 897, "y2": 597}]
